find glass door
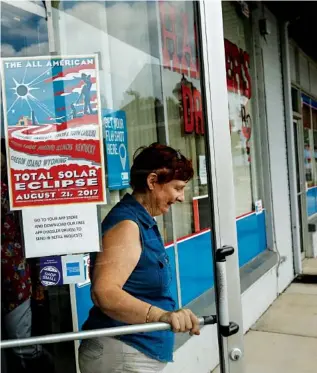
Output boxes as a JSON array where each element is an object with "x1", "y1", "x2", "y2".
[{"x1": 1, "y1": 1, "x2": 245, "y2": 373}]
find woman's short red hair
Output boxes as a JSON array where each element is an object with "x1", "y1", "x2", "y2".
[{"x1": 130, "y1": 143, "x2": 194, "y2": 192}]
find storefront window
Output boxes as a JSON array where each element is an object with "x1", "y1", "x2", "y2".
[
  {"x1": 1, "y1": 1, "x2": 214, "y2": 371},
  {"x1": 303, "y1": 104, "x2": 313, "y2": 185},
  {"x1": 222, "y1": 2, "x2": 267, "y2": 268},
  {"x1": 312, "y1": 108, "x2": 317, "y2": 185},
  {"x1": 222, "y1": 1, "x2": 256, "y2": 217},
  {"x1": 1, "y1": 2, "x2": 48, "y2": 58}
]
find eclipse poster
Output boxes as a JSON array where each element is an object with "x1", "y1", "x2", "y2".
[{"x1": 1, "y1": 55, "x2": 106, "y2": 209}]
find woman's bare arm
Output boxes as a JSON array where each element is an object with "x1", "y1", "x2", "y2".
[
  {"x1": 91, "y1": 220, "x2": 164, "y2": 324},
  {"x1": 91, "y1": 219, "x2": 201, "y2": 335}
]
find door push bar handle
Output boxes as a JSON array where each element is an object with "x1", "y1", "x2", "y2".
[
  {"x1": 220, "y1": 322, "x2": 240, "y2": 337},
  {"x1": 0, "y1": 315, "x2": 217, "y2": 349},
  {"x1": 215, "y1": 246, "x2": 239, "y2": 338},
  {"x1": 202, "y1": 314, "x2": 218, "y2": 325},
  {"x1": 215, "y1": 245, "x2": 235, "y2": 262}
]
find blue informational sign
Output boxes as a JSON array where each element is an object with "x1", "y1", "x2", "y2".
[{"x1": 103, "y1": 110, "x2": 130, "y2": 190}]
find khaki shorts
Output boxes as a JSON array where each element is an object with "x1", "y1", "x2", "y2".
[{"x1": 79, "y1": 336, "x2": 167, "y2": 373}]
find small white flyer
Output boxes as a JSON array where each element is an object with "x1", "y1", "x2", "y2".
[
  {"x1": 199, "y1": 155, "x2": 207, "y2": 185},
  {"x1": 255, "y1": 200, "x2": 263, "y2": 215},
  {"x1": 22, "y1": 204, "x2": 100, "y2": 258}
]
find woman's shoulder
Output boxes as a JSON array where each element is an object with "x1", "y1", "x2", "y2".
[{"x1": 101, "y1": 199, "x2": 139, "y2": 235}]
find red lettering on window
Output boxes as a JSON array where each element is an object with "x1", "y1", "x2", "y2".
[
  {"x1": 159, "y1": 0, "x2": 200, "y2": 80},
  {"x1": 181, "y1": 12, "x2": 197, "y2": 79},
  {"x1": 159, "y1": 1, "x2": 180, "y2": 73},
  {"x1": 193, "y1": 88, "x2": 204, "y2": 135},
  {"x1": 193, "y1": 24, "x2": 200, "y2": 79},
  {"x1": 182, "y1": 84, "x2": 194, "y2": 133},
  {"x1": 224, "y1": 38, "x2": 252, "y2": 99},
  {"x1": 225, "y1": 39, "x2": 235, "y2": 91},
  {"x1": 243, "y1": 51, "x2": 252, "y2": 99}
]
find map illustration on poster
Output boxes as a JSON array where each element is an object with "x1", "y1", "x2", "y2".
[
  {"x1": 1, "y1": 55, "x2": 106, "y2": 209},
  {"x1": 103, "y1": 109, "x2": 130, "y2": 190}
]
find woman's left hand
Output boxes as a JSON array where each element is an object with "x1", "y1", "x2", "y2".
[{"x1": 150, "y1": 307, "x2": 201, "y2": 336}]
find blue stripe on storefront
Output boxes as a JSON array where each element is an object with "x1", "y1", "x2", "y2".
[
  {"x1": 236, "y1": 210, "x2": 267, "y2": 267},
  {"x1": 307, "y1": 187, "x2": 317, "y2": 216},
  {"x1": 75, "y1": 211, "x2": 267, "y2": 329},
  {"x1": 168, "y1": 211, "x2": 267, "y2": 306},
  {"x1": 301, "y1": 93, "x2": 317, "y2": 109}
]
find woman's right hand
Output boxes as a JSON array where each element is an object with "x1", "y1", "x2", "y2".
[{"x1": 149, "y1": 307, "x2": 200, "y2": 336}]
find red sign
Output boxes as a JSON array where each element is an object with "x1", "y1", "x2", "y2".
[
  {"x1": 6, "y1": 115, "x2": 105, "y2": 209},
  {"x1": 159, "y1": 1, "x2": 203, "y2": 135},
  {"x1": 182, "y1": 84, "x2": 204, "y2": 135},
  {"x1": 159, "y1": 1, "x2": 200, "y2": 80},
  {"x1": 224, "y1": 38, "x2": 251, "y2": 99}
]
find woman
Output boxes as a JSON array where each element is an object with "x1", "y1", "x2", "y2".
[{"x1": 79, "y1": 143, "x2": 200, "y2": 373}]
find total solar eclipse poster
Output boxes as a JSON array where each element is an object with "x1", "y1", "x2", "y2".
[{"x1": 1, "y1": 55, "x2": 106, "y2": 209}]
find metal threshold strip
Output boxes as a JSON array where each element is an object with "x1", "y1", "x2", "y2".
[{"x1": 0, "y1": 315, "x2": 217, "y2": 349}]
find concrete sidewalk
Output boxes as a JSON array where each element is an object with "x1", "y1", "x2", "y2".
[
  {"x1": 243, "y1": 281, "x2": 317, "y2": 373},
  {"x1": 302, "y1": 258, "x2": 317, "y2": 275},
  {"x1": 213, "y1": 259, "x2": 317, "y2": 373}
]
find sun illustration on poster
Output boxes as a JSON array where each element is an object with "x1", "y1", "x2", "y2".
[{"x1": 7, "y1": 70, "x2": 54, "y2": 123}]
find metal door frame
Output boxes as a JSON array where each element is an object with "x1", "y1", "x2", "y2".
[
  {"x1": 198, "y1": 1, "x2": 245, "y2": 372},
  {"x1": 293, "y1": 119, "x2": 310, "y2": 258}
]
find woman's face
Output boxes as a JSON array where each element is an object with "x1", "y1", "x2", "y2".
[{"x1": 148, "y1": 176, "x2": 187, "y2": 216}]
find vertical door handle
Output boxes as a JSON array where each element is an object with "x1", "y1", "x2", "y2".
[{"x1": 215, "y1": 246, "x2": 239, "y2": 337}]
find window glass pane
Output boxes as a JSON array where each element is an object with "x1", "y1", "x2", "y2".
[
  {"x1": 160, "y1": 1, "x2": 208, "y2": 236},
  {"x1": 304, "y1": 128, "x2": 313, "y2": 185},
  {"x1": 222, "y1": 1, "x2": 255, "y2": 216},
  {"x1": 303, "y1": 104, "x2": 311, "y2": 129},
  {"x1": 1, "y1": 1, "x2": 48, "y2": 57},
  {"x1": 158, "y1": 0, "x2": 213, "y2": 306},
  {"x1": 222, "y1": 2, "x2": 267, "y2": 270},
  {"x1": 313, "y1": 108, "x2": 317, "y2": 131},
  {"x1": 313, "y1": 109, "x2": 317, "y2": 185}
]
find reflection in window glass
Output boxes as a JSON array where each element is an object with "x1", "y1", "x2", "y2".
[
  {"x1": 57, "y1": 0, "x2": 210, "y2": 241},
  {"x1": 222, "y1": 1, "x2": 255, "y2": 216},
  {"x1": 55, "y1": 0, "x2": 214, "y2": 306},
  {"x1": 159, "y1": 0, "x2": 208, "y2": 240},
  {"x1": 303, "y1": 104, "x2": 311, "y2": 129},
  {"x1": 304, "y1": 128, "x2": 313, "y2": 185},
  {"x1": 1, "y1": 2, "x2": 48, "y2": 57},
  {"x1": 313, "y1": 109, "x2": 317, "y2": 185},
  {"x1": 302, "y1": 104, "x2": 314, "y2": 186}
]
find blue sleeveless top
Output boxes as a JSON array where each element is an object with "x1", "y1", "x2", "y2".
[{"x1": 82, "y1": 193, "x2": 176, "y2": 362}]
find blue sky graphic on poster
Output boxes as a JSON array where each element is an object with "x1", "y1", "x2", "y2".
[
  {"x1": 103, "y1": 110, "x2": 130, "y2": 190},
  {"x1": 2, "y1": 56, "x2": 98, "y2": 127}
]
